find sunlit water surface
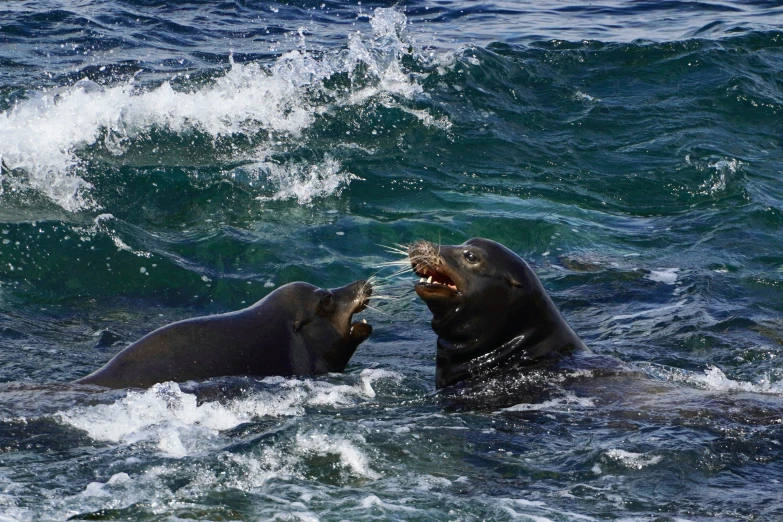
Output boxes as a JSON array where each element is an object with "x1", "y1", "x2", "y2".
[{"x1": 1, "y1": 1, "x2": 783, "y2": 520}]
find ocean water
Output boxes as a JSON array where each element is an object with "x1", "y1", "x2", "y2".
[{"x1": 2, "y1": 1, "x2": 783, "y2": 520}]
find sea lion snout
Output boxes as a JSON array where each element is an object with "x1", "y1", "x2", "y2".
[
  {"x1": 328, "y1": 279, "x2": 373, "y2": 343},
  {"x1": 409, "y1": 241, "x2": 462, "y2": 299}
]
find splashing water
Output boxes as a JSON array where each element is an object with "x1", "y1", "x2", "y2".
[{"x1": 0, "y1": 8, "x2": 431, "y2": 211}]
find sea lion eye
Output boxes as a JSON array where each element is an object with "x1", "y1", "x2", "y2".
[
  {"x1": 319, "y1": 293, "x2": 334, "y2": 308},
  {"x1": 463, "y1": 250, "x2": 479, "y2": 264}
]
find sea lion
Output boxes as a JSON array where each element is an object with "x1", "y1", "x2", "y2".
[
  {"x1": 75, "y1": 280, "x2": 373, "y2": 389},
  {"x1": 409, "y1": 238, "x2": 586, "y2": 389}
]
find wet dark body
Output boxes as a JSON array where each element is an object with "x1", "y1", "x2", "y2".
[
  {"x1": 75, "y1": 281, "x2": 372, "y2": 389},
  {"x1": 409, "y1": 238, "x2": 586, "y2": 389}
]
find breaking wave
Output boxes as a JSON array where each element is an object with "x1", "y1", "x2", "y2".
[{"x1": 0, "y1": 8, "x2": 439, "y2": 210}]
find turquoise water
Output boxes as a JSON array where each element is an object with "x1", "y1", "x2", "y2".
[{"x1": 1, "y1": 1, "x2": 783, "y2": 520}]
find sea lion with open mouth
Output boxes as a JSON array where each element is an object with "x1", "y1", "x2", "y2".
[
  {"x1": 409, "y1": 238, "x2": 585, "y2": 389},
  {"x1": 75, "y1": 280, "x2": 373, "y2": 389}
]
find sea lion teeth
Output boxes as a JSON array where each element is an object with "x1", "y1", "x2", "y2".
[{"x1": 427, "y1": 276, "x2": 433, "y2": 284}]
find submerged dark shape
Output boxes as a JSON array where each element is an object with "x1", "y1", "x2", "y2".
[
  {"x1": 409, "y1": 238, "x2": 586, "y2": 389},
  {"x1": 75, "y1": 281, "x2": 373, "y2": 389}
]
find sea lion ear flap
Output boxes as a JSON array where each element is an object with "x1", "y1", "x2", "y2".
[
  {"x1": 507, "y1": 277, "x2": 524, "y2": 289},
  {"x1": 293, "y1": 320, "x2": 304, "y2": 332}
]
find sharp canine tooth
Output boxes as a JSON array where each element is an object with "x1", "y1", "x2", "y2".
[
  {"x1": 427, "y1": 276, "x2": 433, "y2": 284},
  {"x1": 420, "y1": 277, "x2": 425, "y2": 283}
]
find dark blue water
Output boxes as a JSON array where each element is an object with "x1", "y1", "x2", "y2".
[{"x1": 2, "y1": 1, "x2": 783, "y2": 520}]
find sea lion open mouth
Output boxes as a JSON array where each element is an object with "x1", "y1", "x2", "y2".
[
  {"x1": 347, "y1": 280, "x2": 373, "y2": 342},
  {"x1": 409, "y1": 241, "x2": 461, "y2": 296},
  {"x1": 414, "y1": 267, "x2": 458, "y2": 292}
]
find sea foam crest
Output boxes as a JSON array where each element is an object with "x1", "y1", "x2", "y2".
[
  {"x1": 0, "y1": 8, "x2": 428, "y2": 210},
  {"x1": 57, "y1": 381, "x2": 306, "y2": 457},
  {"x1": 296, "y1": 432, "x2": 381, "y2": 480},
  {"x1": 501, "y1": 392, "x2": 595, "y2": 413},
  {"x1": 48, "y1": 374, "x2": 394, "y2": 517},
  {"x1": 258, "y1": 155, "x2": 359, "y2": 205},
  {"x1": 57, "y1": 370, "x2": 401, "y2": 458},
  {"x1": 639, "y1": 363, "x2": 783, "y2": 396},
  {"x1": 605, "y1": 449, "x2": 662, "y2": 470},
  {"x1": 52, "y1": 430, "x2": 381, "y2": 520}
]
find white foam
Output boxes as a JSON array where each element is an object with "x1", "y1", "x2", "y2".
[
  {"x1": 57, "y1": 371, "x2": 403, "y2": 458},
  {"x1": 575, "y1": 90, "x2": 599, "y2": 102},
  {"x1": 416, "y1": 474, "x2": 453, "y2": 491},
  {"x1": 644, "y1": 364, "x2": 783, "y2": 396},
  {"x1": 609, "y1": 299, "x2": 687, "y2": 323},
  {"x1": 358, "y1": 368, "x2": 403, "y2": 398},
  {"x1": 605, "y1": 449, "x2": 662, "y2": 470},
  {"x1": 287, "y1": 513, "x2": 319, "y2": 522},
  {"x1": 501, "y1": 392, "x2": 595, "y2": 413},
  {"x1": 698, "y1": 366, "x2": 783, "y2": 394},
  {"x1": 283, "y1": 369, "x2": 402, "y2": 405},
  {"x1": 704, "y1": 158, "x2": 741, "y2": 194},
  {"x1": 458, "y1": 497, "x2": 602, "y2": 522},
  {"x1": 0, "y1": 472, "x2": 29, "y2": 522},
  {"x1": 296, "y1": 432, "x2": 380, "y2": 480},
  {"x1": 56, "y1": 381, "x2": 306, "y2": 456},
  {"x1": 0, "y1": 8, "x2": 437, "y2": 211},
  {"x1": 217, "y1": 449, "x2": 300, "y2": 491},
  {"x1": 66, "y1": 469, "x2": 172, "y2": 520},
  {"x1": 0, "y1": 59, "x2": 318, "y2": 211},
  {"x1": 688, "y1": 156, "x2": 742, "y2": 196},
  {"x1": 256, "y1": 155, "x2": 358, "y2": 205},
  {"x1": 645, "y1": 268, "x2": 679, "y2": 285},
  {"x1": 359, "y1": 495, "x2": 418, "y2": 512}
]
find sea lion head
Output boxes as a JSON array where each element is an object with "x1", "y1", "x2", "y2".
[
  {"x1": 409, "y1": 238, "x2": 535, "y2": 348},
  {"x1": 281, "y1": 280, "x2": 373, "y2": 374},
  {"x1": 409, "y1": 238, "x2": 579, "y2": 388}
]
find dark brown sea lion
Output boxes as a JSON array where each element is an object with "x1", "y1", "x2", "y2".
[
  {"x1": 75, "y1": 280, "x2": 373, "y2": 389},
  {"x1": 409, "y1": 238, "x2": 585, "y2": 389}
]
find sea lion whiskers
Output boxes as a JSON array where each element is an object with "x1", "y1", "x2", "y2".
[
  {"x1": 374, "y1": 259, "x2": 412, "y2": 268},
  {"x1": 381, "y1": 249, "x2": 408, "y2": 257},
  {"x1": 373, "y1": 243, "x2": 417, "y2": 283},
  {"x1": 408, "y1": 241, "x2": 457, "y2": 289},
  {"x1": 377, "y1": 243, "x2": 411, "y2": 256},
  {"x1": 374, "y1": 264, "x2": 415, "y2": 279},
  {"x1": 362, "y1": 271, "x2": 394, "y2": 292},
  {"x1": 362, "y1": 303, "x2": 389, "y2": 315},
  {"x1": 365, "y1": 282, "x2": 392, "y2": 295},
  {"x1": 362, "y1": 274, "x2": 379, "y2": 290},
  {"x1": 358, "y1": 275, "x2": 404, "y2": 307},
  {"x1": 408, "y1": 240, "x2": 443, "y2": 267},
  {"x1": 364, "y1": 279, "x2": 410, "y2": 306},
  {"x1": 368, "y1": 293, "x2": 406, "y2": 301}
]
